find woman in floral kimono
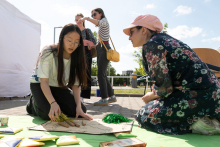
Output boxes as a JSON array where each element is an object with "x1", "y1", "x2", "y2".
[{"x1": 123, "y1": 14, "x2": 220, "y2": 135}]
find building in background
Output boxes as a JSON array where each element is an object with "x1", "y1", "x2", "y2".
[{"x1": 122, "y1": 70, "x2": 133, "y2": 75}]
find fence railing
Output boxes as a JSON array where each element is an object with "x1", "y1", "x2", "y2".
[{"x1": 91, "y1": 76, "x2": 131, "y2": 86}]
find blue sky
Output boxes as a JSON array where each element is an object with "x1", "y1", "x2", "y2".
[{"x1": 6, "y1": 0, "x2": 220, "y2": 75}]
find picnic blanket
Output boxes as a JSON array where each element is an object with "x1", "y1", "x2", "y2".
[{"x1": 0, "y1": 115, "x2": 219, "y2": 147}]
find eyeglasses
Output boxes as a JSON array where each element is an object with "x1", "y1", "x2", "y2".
[
  {"x1": 64, "y1": 38, "x2": 81, "y2": 47},
  {"x1": 91, "y1": 13, "x2": 97, "y2": 18},
  {"x1": 129, "y1": 26, "x2": 142, "y2": 37},
  {"x1": 129, "y1": 29, "x2": 134, "y2": 37}
]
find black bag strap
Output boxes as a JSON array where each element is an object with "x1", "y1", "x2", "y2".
[{"x1": 85, "y1": 29, "x2": 90, "y2": 40}]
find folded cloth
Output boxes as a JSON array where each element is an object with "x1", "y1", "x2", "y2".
[
  {"x1": 0, "y1": 128, "x2": 23, "y2": 134},
  {"x1": 114, "y1": 132, "x2": 137, "y2": 138},
  {"x1": 29, "y1": 135, "x2": 59, "y2": 141},
  {"x1": 56, "y1": 135, "x2": 79, "y2": 146},
  {"x1": 0, "y1": 139, "x2": 22, "y2": 147},
  {"x1": 19, "y1": 140, "x2": 45, "y2": 147}
]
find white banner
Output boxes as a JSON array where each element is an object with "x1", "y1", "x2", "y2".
[{"x1": 0, "y1": 0, "x2": 41, "y2": 97}]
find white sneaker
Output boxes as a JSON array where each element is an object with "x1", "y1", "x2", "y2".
[{"x1": 192, "y1": 116, "x2": 220, "y2": 135}]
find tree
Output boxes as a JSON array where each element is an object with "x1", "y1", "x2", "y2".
[
  {"x1": 133, "y1": 47, "x2": 146, "y2": 75},
  {"x1": 93, "y1": 31, "x2": 97, "y2": 42},
  {"x1": 91, "y1": 31, "x2": 98, "y2": 76},
  {"x1": 91, "y1": 60, "x2": 98, "y2": 76},
  {"x1": 107, "y1": 62, "x2": 116, "y2": 76},
  {"x1": 162, "y1": 23, "x2": 168, "y2": 33}
]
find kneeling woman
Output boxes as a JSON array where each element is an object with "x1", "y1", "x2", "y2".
[
  {"x1": 123, "y1": 15, "x2": 220, "y2": 135},
  {"x1": 27, "y1": 24, "x2": 93, "y2": 121}
]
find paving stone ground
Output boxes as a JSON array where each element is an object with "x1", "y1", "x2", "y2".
[{"x1": 0, "y1": 96, "x2": 145, "y2": 119}]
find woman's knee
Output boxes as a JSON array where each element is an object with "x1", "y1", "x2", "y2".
[{"x1": 33, "y1": 106, "x2": 50, "y2": 120}]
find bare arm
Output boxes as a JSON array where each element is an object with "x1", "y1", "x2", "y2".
[
  {"x1": 77, "y1": 17, "x2": 99, "y2": 26},
  {"x1": 142, "y1": 92, "x2": 161, "y2": 104},
  {"x1": 40, "y1": 78, "x2": 55, "y2": 104},
  {"x1": 72, "y1": 85, "x2": 93, "y2": 120},
  {"x1": 85, "y1": 17, "x2": 99, "y2": 26},
  {"x1": 72, "y1": 85, "x2": 81, "y2": 107}
]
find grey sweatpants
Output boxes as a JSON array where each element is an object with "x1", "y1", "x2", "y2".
[{"x1": 96, "y1": 43, "x2": 114, "y2": 99}]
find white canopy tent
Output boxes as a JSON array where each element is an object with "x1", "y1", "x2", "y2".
[{"x1": 0, "y1": 0, "x2": 41, "y2": 97}]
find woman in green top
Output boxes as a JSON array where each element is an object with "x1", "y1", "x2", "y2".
[{"x1": 27, "y1": 24, "x2": 93, "y2": 121}]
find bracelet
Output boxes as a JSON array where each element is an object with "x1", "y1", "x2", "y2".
[{"x1": 50, "y1": 101, "x2": 56, "y2": 105}]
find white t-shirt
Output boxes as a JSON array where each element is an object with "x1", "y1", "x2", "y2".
[{"x1": 30, "y1": 47, "x2": 79, "y2": 87}]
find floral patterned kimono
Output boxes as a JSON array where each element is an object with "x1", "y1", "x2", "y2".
[{"x1": 135, "y1": 33, "x2": 220, "y2": 135}]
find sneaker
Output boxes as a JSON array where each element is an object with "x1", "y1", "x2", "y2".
[
  {"x1": 26, "y1": 95, "x2": 33, "y2": 114},
  {"x1": 108, "y1": 96, "x2": 117, "y2": 103},
  {"x1": 26, "y1": 95, "x2": 36, "y2": 115},
  {"x1": 192, "y1": 116, "x2": 220, "y2": 135},
  {"x1": 94, "y1": 99, "x2": 108, "y2": 106}
]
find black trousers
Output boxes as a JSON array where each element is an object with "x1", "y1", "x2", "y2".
[
  {"x1": 96, "y1": 43, "x2": 114, "y2": 99},
  {"x1": 27, "y1": 83, "x2": 87, "y2": 120},
  {"x1": 80, "y1": 46, "x2": 92, "y2": 99}
]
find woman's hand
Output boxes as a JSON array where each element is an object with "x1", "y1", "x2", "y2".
[
  {"x1": 142, "y1": 92, "x2": 160, "y2": 104},
  {"x1": 75, "y1": 105, "x2": 93, "y2": 120},
  {"x1": 48, "y1": 102, "x2": 61, "y2": 121},
  {"x1": 88, "y1": 45, "x2": 96, "y2": 50},
  {"x1": 77, "y1": 18, "x2": 85, "y2": 25}
]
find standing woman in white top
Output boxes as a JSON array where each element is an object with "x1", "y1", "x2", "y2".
[
  {"x1": 78, "y1": 8, "x2": 116, "y2": 106},
  {"x1": 26, "y1": 24, "x2": 93, "y2": 121}
]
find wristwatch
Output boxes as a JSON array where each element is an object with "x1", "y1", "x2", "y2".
[{"x1": 87, "y1": 17, "x2": 90, "y2": 21}]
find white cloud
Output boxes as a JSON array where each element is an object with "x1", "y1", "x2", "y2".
[
  {"x1": 37, "y1": 20, "x2": 51, "y2": 31},
  {"x1": 204, "y1": 0, "x2": 211, "y2": 2},
  {"x1": 53, "y1": 4, "x2": 90, "y2": 17},
  {"x1": 117, "y1": 43, "x2": 138, "y2": 54},
  {"x1": 167, "y1": 25, "x2": 203, "y2": 39},
  {"x1": 145, "y1": 4, "x2": 156, "y2": 9},
  {"x1": 174, "y1": 5, "x2": 192, "y2": 16},
  {"x1": 37, "y1": 20, "x2": 53, "y2": 50},
  {"x1": 130, "y1": 11, "x2": 141, "y2": 16},
  {"x1": 202, "y1": 33, "x2": 206, "y2": 37},
  {"x1": 202, "y1": 36, "x2": 220, "y2": 42},
  {"x1": 111, "y1": 44, "x2": 139, "y2": 74}
]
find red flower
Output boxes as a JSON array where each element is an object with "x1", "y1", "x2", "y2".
[
  {"x1": 166, "y1": 108, "x2": 173, "y2": 116},
  {"x1": 212, "y1": 91, "x2": 217, "y2": 101},
  {"x1": 176, "y1": 72, "x2": 181, "y2": 79},
  {"x1": 145, "y1": 51, "x2": 153, "y2": 62},
  {"x1": 148, "y1": 105, "x2": 152, "y2": 110},
  {"x1": 195, "y1": 77, "x2": 202, "y2": 83},
  {"x1": 171, "y1": 53, "x2": 179, "y2": 59},
  {"x1": 150, "y1": 108, "x2": 160, "y2": 114},
  {"x1": 189, "y1": 91, "x2": 197, "y2": 98},
  {"x1": 188, "y1": 99, "x2": 198, "y2": 109},
  {"x1": 162, "y1": 67, "x2": 169, "y2": 74},
  {"x1": 167, "y1": 86, "x2": 173, "y2": 94},
  {"x1": 148, "y1": 113, "x2": 154, "y2": 118},
  {"x1": 150, "y1": 118, "x2": 161, "y2": 125},
  {"x1": 215, "y1": 107, "x2": 220, "y2": 114}
]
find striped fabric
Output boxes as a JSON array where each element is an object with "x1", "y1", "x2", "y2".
[{"x1": 97, "y1": 18, "x2": 109, "y2": 43}]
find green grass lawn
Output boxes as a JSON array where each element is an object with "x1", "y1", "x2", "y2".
[{"x1": 91, "y1": 89, "x2": 151, "y2": 94}]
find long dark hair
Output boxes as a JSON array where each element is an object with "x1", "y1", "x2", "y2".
[
  {"x1": 92, "y1": 8, "x2": 106, "y2": 19},
  {"x1": 39, "y1": 24, "x2": 87, "y2": 88}
]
